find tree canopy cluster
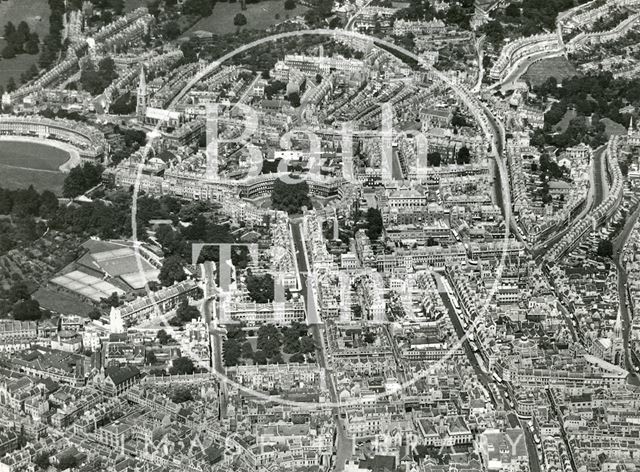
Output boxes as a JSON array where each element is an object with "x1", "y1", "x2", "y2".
[
  {"x1": 245, "y1": 273, "x2": 275, "y2": 303},
  {"x1": 6, "y1": 280, "x2": 44, "y2": 321},
  {"x1": 159, "y1": 255, "x2": 187, "y2": 286},
  {"x1": 80, "y1": 57, "x2": 118, "y2": 96},
  {"x1": 271, "y1": 178, "x2": 312, "y2": 214},
  {"x1": 38, "y1": 0, "x2": 66, "y2": 71},
  {"x1": 182, "y1": 0, "x2": 215, "y2": 17},
  {"x1": 0, "y1": 188, "x2": 52, "y2": 258},
  {"x1": 62, "y1": 163, "x2": 104, "y2": 198},
  {"x1": 597, "y1": 239, "x2": 613, "y2": 258},
  {"x1": 171, "y1": 300, "x2": 201, "y2": 326},
  {"x1": 169, "y1": 356, "x2": 196, "y2": 375},
  {"x1": 493, "y1": 0, "x2": 592, "y2": 36},
  {"x1": 1, "y1": 21, "x2": 40, "y2": 59},
  {"x1": 0, "y1": 185, "x2": 58, "y2": 219},
  {"x1": 531, "y1": 73, "x2": 640, "y2": 149},
  {"x1": 365, "y1": 208, "x2": 384, "y2": 241},
  {"x1": 395, "y1": 0, "x2": 473, "y2": 29}
]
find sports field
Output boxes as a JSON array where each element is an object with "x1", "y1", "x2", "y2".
[
  {"x1": 51, "y1": 270, "x2": 126, "y2": 302},
  {"x1": 90, "y1": 247, "x2": 160, "y2": 289},
  {"x1": 78, "y1": 244, "x2": 160, "y2": 289},
  {"x1": 0, "y1": 140, "x2": 69, "y2": 194}
]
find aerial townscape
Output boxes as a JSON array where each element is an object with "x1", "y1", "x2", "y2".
[{"x1": 2, "y1": 0, "x2": 640, "y2": 470}]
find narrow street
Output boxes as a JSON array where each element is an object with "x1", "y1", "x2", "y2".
[{"x1": 612, "y1": 201, "x2": 640, "y2": 379}]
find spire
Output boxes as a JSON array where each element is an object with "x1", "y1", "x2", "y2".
[
  {"x1": 614, "y1": 308, "x2": 623, "y2": 339},
  {"x1": 138, "y1": 64, "x2": 146, "y2": 92},
  {"x1": 629, "y1": 116, "x2": 634, "y2": 136}
]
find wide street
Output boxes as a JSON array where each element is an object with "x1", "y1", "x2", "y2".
[
  {"x1": 433, "y1": 272, "x2": 542, "y2": 472},
  {"x1": 290, "y1": 219, "x2": 353, "y2": 471},
  {"x1": 201, "y1": 260, "x2": 228, "y2": 417}
]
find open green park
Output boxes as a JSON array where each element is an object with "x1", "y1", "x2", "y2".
[
  {"x1": 0, "y1": 0, "x2": 50, "y2": 89},
  {"x1": 187, "y1": 0, "x2": 308, "y2": 35}
]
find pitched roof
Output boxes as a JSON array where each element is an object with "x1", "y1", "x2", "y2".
[{"x1": 105, "y1": 365, "x2": 140, "y2": 386}]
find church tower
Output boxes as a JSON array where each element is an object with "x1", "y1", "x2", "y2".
[
  {"x1": 612, "y1": 308, "x2": 625, "y2": 366},
  {"x1": 136, "y1": 65, "x2": 147, "y2": 121}
]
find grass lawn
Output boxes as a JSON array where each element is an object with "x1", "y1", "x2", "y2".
[
  {"x1": 33, "y1": 286, "x2": 95, "y2": 316},
  {"x1": 553, "y1": 108, "x2": 577, "y2": 133},
  {"x1": 124, "y1": 0, "x2": 149, "y2": 12},
  {"x1": 0, "y1": 0, "x2": 51, "y2": 88},
  {"x1": 0, "y1": 0, "x2": 50, "y2": 36},
  {"x1": 0, "y1": 45, "x2": 41, "y2": 89},
  {"x1": 0, "y1": 141, "x2": 70, "y2": 194},
  {"x1": 524, "y1": 56, "x2": 578, "y2": 88},
  {"x1": 187, "y1": 0, "x2": 308, "y2": 35},
  {"x1": 0, "y1": 166, "x2": 65, "y2": 194},
  {"x1": 600, "y1": 118, "x2": 626, "y2": 137}
]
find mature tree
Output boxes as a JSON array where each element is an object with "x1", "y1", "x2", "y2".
[
  {"x1": 170, "y1": 356, "x2": 195, "y2": 375},
  {"x1": 427, "y1": 151, "x2": 441, "y2": 167},
  {"x1": 245, "y1": 273, "x2": 274, "y2": 303},
  {"x1": 289, "y1": 352, "x2": 305, "y2": 363},
  {"x1": 234, "y1": 13, "x2": 247, "y2": 32},
  {"x1": 223, "y1": 338, "x2": 242, "y2": 366},
  {"x1": 163, "y1": 20, "x2": 181, "y2": 40},
  {"x1": 180, "y1": 39, "x2": 199, "y2": 63},
  {"x1": 12, "y1": 299, "x2": 42, "y2": 321},
  {"x1": 283, "y1": 335, "x2": 300, "y2": 354},
  {"x1": 284, "y1": 0, "x2": 296, "y2": 9},
  {"x1": 4, "y1": 22, "x2": 16, "y2": 39},
  {"x1": 170, "y1": 387, "x2": 194, "y2": 403},
  {"x1": 365, "y1": 208, "x2": 383, "y2": 240},
  {"x1": 159, "y1": 255, "x2": 187, "y2": 286},
  {"x1": 88, "y1": 308, "x2": 102, "y2": 320},
  {"x1": 11, "y1": 186, "x2": 41, "y2": 217},
  {"x1": 0, "y1": 189, "x2": 12, "y2": 214},
  {"x1": 597, "y1": 239, "x2": 613, "y2": 258},
  {"x1": 299, "y1": 335, "x2": 316, "y2": 354},
  {"x1": 226, "y1": 323, "x2": 247, "y2": 343},
  {"x1": 157, "y1": 329, "x2": 172, "y2": 345},
  {"x1": 175, "y1": 300, "x2": 200, "y2": 324},
  {"x1": 6, "y1": 77, "x2": 16, "y2": 93},
  {"x1": 505, "y1": 3, "x2": 520, "y2": 17},
  {"x1": 481, "y1": 19, "x2": 505, "y2": 46},
  {"x1": 145, "y1": 350, "x2": 157, "y2": 364},
  {"x1": 62, "y1": 163, "x2": 104, "y2": 198},
  {"x1": 34, "y1": 452, "x2": 50, "y2": 470},
  {"x1": 38, "y1": 190, "x2": 58, "y2": 218},
  {"x1": 253, "y1": 349, "x2": 268, "y2": 365},
  {"x1": 101, "y1": 292, "x2": 120, "y2": 308},
  {"x1": 257, "y1": 324, "x2": 282, "y2": 357},
  {"x1": 24, "y1": 33, "x2": 40, "y2": 54},
  {"x1": 456, "y1": 146, "x2": 471, "y2": 165},
  {"x1": 1, "y1": 43, "x2": 16, "y2": 59},
  {"x1": 8, "y1": 281, "x2": 30, "y2": 304},
  {"x1": 288, "y1": 91, "x2": 301, "y2": 107},
  {"x1": 57, "y1": 456, "x2": 78, "y2": 471},
  {"x1": 241, "y1": 341, "x2": 254, "y2": 359},
  {"x1": 182, "y1": 0, "x2": 214, "y2": 16}
]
